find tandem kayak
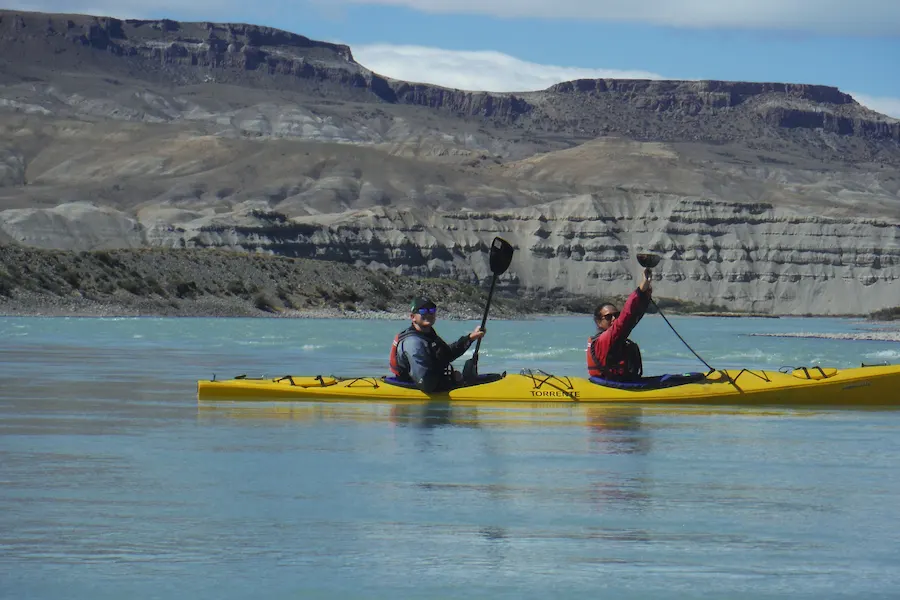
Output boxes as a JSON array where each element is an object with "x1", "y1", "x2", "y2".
[{"x1": 197, "y1": 364, "x2": 900, "y2": 408}]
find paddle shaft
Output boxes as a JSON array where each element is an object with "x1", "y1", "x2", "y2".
[
  {"x1": 470, "y1": 274, "x2": 497, "y2": 367},
  {"x1": 463, "y1": 236, "x2": 514, "y2": 382},
  {"x1": 645, "y1": 266, "x2": 715, "y2": 374},
  {"x1": 650, "y1": 298, "x2": 715, "y2": 373}
]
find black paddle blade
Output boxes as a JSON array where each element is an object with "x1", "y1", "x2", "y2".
[
  {"x1": 462, "y1": 357, "x2": 478, "y2": 383},
  {"x1": 636, "y1": 253, "x2": 661, "y2": 269},
  {"x1": 489, "y1": 237, "x2": 514, "y2": 275}
]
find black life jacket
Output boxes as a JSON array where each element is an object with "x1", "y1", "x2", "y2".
[
  {"x1": 389, "y1": 326, "x2": 454, "y2": 379},
  {"x1": 587, "y1": 335, "x2": 643, "y2": 380}
]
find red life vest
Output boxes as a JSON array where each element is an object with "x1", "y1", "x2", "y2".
[
  {"x1": 587, "y1": 334, "x2": 643, "y2": 380},
  {"x1": 389, "y1": 328, "x2": 418, "y2": 377}
]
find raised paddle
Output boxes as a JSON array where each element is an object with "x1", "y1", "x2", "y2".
[
  {"x1": 637, "y1": 252, "x2": 715, "y2": 373},
  {"x1": 462, "y1": 237, "x2": 514, "y2": 382},
  {"x1": 636, "y1": 252, "x2": 660, "y2": 272}
]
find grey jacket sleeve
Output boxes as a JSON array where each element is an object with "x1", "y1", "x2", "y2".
[
  {"x1": 399, "y1": 335, "x2": 444, "y2": 393},
  {"x1": 446, "y1": 334, "x2": 474, "y2": 362}
]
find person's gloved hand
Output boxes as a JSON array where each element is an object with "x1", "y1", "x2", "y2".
[{"x1": 640, "y1": 269, "x2": 653, "y2": 293}]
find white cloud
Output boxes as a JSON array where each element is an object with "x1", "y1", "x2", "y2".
[
  {"x1": 339, "y1": 0, "x2": 900, "y2": 35},
  {"x1": 850, "y1": 92, "x2": 900, "y2": 119},
  {"x1": 354, "y1": 44, "x2": 663, "y2": 92}
]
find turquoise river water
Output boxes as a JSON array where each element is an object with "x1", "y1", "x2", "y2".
[{"x1": 1, "y1": 314, "x2": 900, "y2": 599}]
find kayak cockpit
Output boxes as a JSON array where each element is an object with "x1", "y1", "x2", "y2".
[
  {"x1": 382, "y1": 372, "x2": 506, "y2": 390},
  {"x1": 589, "y1": 372, "x2": 707, "y2": 390}
]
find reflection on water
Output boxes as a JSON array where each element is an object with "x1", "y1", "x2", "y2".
[
  {"x1": 390, "y1": 401, "x2": 470, "y2": 428},
  {"x1": 197, "y1": 399, "x2": 799, "y2": 432},
  {"x1": 586, "y1": 406, "x2": 649, "y2": 455},
  {"x1": 198, "y1": 400, "x2": 656, "y2": 432}
]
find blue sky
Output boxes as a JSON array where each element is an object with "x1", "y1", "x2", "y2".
[{"x1": 8, "y1": 0, "x2": 900, "y2": 117}]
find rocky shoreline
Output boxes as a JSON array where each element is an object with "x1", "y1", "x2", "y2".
[
  {"x1": 0, "y1": 246, "x2": 556, "y2": 320},
  {"x1": 749, "y1": 331, "x2": 900, "y2": 343},
  {"x1": 0, "y1": 290, "x2": 515, "y2": 321},
  {"x1": 3, "y1": 245, "x2": 897, "y2": 321}
]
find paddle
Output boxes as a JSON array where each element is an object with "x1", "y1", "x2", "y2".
[
  {"x1": 637, "y1": 252, "x2": 716, "y2": 373},
  {"x1": 462, "y1": 237, "x2": 514, "y2": 382}
]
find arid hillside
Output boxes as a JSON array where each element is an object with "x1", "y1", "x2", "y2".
[{"x1": 1, "y1": 9, "x2": 899, "y2": 315}]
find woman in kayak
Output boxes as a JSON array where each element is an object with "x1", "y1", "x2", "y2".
[
  {"x1": 587, "y1": 269, "x2": 652, "y2": 381},
  {"x1": 390, "y1": 296, "x2": 486, "y2": 392}
]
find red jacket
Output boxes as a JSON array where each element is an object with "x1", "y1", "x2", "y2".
[{"x1": 587, "y1": 287, "x2": 650, "y2": 379}]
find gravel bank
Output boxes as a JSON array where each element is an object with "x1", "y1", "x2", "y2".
[{"x1": 0, "y1": 246, "x2": 546, "y2": 320}]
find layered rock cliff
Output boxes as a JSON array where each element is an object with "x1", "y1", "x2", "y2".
[
  {"x1": 3, "y1": 194, "x2": 896, "y2": 315},
  {"x1": 1, "y1": 9, "x2": 899, "y2": 315}
]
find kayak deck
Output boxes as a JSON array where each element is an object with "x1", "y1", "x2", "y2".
[{"x1": 197, "y1": 365, "x2": 900, "y2": 408}]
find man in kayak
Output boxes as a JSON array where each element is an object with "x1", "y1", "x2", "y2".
[
  {"x1": 587, "y1": 269, "x2": 652, "y2": 381},
  {"x1": 390, "y1": 296, "x2": 486, "y2": 392}
]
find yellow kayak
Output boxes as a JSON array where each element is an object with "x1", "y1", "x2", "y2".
[{"x1": 197, "y1": 364, "x2": 900, "y2": 408}]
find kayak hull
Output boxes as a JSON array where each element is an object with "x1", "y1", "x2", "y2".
[{"x1": 197, "y1": 365, "x2": 900, "y2": 408}]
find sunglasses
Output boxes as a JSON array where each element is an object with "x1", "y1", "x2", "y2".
[
  {"x1": 599, "y1": 312, "x2": 620, "y2": 321},
  {"x1": 416, "y1": 307, "x2": 437, "y2": 315}
]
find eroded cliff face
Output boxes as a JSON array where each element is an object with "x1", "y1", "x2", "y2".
[
  {"x1": 3, "y1": 197, "x2": 895, "y2": 315},
  {"x1": 186, "y1": 198, "x2": 900, "y2": 315}
]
